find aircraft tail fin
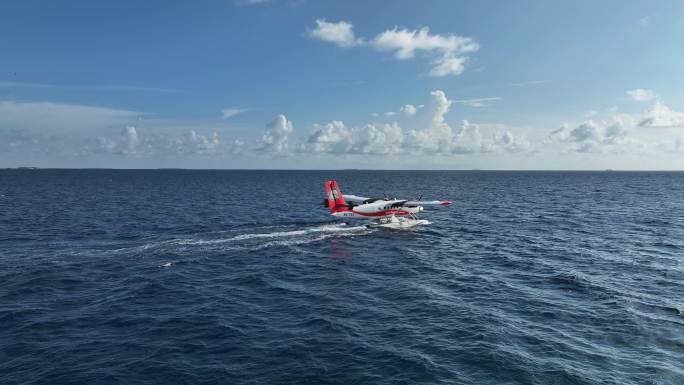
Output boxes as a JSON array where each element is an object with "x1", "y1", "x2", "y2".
[{"x1": 325, "y1": 180, "x2": 348, "y2": 213}]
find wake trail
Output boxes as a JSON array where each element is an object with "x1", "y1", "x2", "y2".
[
  {"x1": 176, "y1": 223, "x2": 368, "y2": 245},
  {"x1": 121, "y1": 222, "x2": 373, "y2": 255}
]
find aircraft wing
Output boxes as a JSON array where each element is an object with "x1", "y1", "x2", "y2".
[
  {"x1": 343, "y1": 194, "x2": 371, "y2": 202},
  {"x1": 404, "y1": 200, "x2": 453, "y2": 206}
]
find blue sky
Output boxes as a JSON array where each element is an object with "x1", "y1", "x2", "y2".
[{"x1": 1, "y1": 0, "x2": 683, "y2": 169}]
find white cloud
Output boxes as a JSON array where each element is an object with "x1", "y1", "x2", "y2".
[
  {"x1": 303, "y1": 90, "x2": 528, "y2": 156},
  {"x1": 0, "y1": 100, "x2": 144, "y2": 157},
  {"x1": 231, "y1": 139, "x2": 245, "y2": 155},
  {"x1": 638, "y1": 101, "x2": 684, "y2": 128},
  {"x1": 309, "y1": 19, "x2": 360, "y2": 48},
  {"x1": 551, "y1": 119, "x2": 630, "y2": 151},
  {"x1": 93, "y1": 127, "x2": 246, "y2": 158},
  {"x1": 96, "y1": 126, "x2": 141, "y2": 155},
  {"x1": 430, "y1": 90, "x2": 452, "y2": 125},
  {"x1": 0, "y1": 100, "x2": 250, "y2": 159},
  {"x1": 185, "y1": 130, "x2": 220, "y2": 155},
  {"x1": 96, "y1": 136, "x2": 117, "y2": 154},
  {"x1": 234, "y1": 0, "x2": 271, "y2": 5},
  {"x1": 400, "y1": 104, "x2": 417, "y2": 116},
  {"x1": 371, "y1": 27, "x2": 478, "y2": 59},
  {"x1": 545, "y1": 95, "x2": 684, "y2": 155},
  {"x1": 258, "y1": 114, "x2": 294, "y2": 154},
  {"x1": 370, "y1": 27, "x2": 478, "y2": 77},
  {"x1": 569, "y1": 121, "x2": 604, "y2": 143},
  {"x1": 306, "y1": 120, "x2": 354, "y2": 154},
  {"x1": 125, "y1": 126, "x2": 139, "y2": 150},
  {"x1": 455, "y1": 97, "x2": 501, "y2": 108},
  {"x1": 428, "y1": 55, "x2": 467, "y2": 77},
  {"x1": 627, "y1": 88, "x2": 658, "y2": 102},
  {"x1": 379, "y1": 104, "x2": 422, "y2": 118},
  {"x1": 221, "y1": 107, "x2": 247, "y2": 119},
  {"x1": 547, "y1": 117, "x2": 637, "y2": 154},
  {"x1": 0, "y1": 100, "x2": 140, "y2": 133},
  {"x1": 638, "y1": 16, "x2": 651, "y2": 27},
  {"x1": 309, "y1": 21, "x2": 478, "y2": 76},
  {"x1": 362, "y1": 122, "x2": 405, "y2": 155}
]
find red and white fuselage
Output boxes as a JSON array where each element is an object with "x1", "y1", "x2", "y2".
[
  {"x1": 324, "y1": 180, "x2": 452, "y2": 221},
  {"x1": 330, "y1": 199, "x2": 423, "y2": 219}
]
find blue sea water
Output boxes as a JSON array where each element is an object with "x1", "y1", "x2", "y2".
[{"x1": 0, "y1": 169, "x2": 683, "y2": 385}]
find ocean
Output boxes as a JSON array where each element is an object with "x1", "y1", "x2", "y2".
[{"x1": 1, "y1": 169, "x2": 682, "y2": 385}]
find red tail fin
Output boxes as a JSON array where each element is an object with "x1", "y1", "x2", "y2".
[{"x1": 325, "y1": 180, "x2": 348, "y2": 213}]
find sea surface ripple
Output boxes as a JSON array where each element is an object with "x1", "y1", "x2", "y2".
[{"x1": 1, "y1": 170, "x2": 683, "y2": 384}]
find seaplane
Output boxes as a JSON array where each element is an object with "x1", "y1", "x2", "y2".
[{"x1": 323, "y1": 180, "x2": 453, "y2": 229}]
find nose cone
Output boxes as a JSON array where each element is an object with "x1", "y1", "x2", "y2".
[{"x1": 419, "y1": 206, "x2": 424, "y2": 212}]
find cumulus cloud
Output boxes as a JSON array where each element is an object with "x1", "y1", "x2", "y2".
[
  {"x1": 304, "y1": 120, "x2": 406, "y2": 155},
  {"x1": 638, "y1": 101, "x2": 684, "y2": 128},
  {"x1": 125, "y1": 126, "x2": 139, "y2": 150},
  {"x1": 303, "y1": 90, "x2": 529, "y2": 156},
  {"x1": 258, "y1": 114, "x2": 294, "y2": 154},
  {"x1": 627, "y1": 88, "x2": 658, "y2": 102},
  {"x1": 221, "y1": 107, "x2": 247, "y2": 119},
  {"x1": 0, "y1": 99, "x2": 249, "y2": 161},
  {"x1": 400, "y1": 104, "x2": 417, "y2": 116},
  {"x1": 549, "y1": 119, "x2": 632, "y2": 152},
  {"x1": 185, "y1": 130, "x2": 220, "y2": 154},
  {"x1": 306, "y1": 120, "x2": 355, "y2": 154},
  {"x1": 0, "y1": 100, "x2": 146, "y2": 158},
  {"x1": 96, "y1": 126, "x2": 142, "y2": 155},
  {"x1": 93, "y1": 127, "x2": 247, "y2": 158},
  {"x1": 309, "y1": 20, "x2": 478, "y2": 76},
  {"x1": 547, "y1": 117, "x2": 638, "y2": 153},
  {"x1": 170, "y1": 130, "x2": 244, "y2": 156},
  {"x1": 430, "y1": 90, "x2": 452, "y2": 125},
  {"x1": 380, "y1": 104, "x2": 423, "y2": 118},
  {"x1": 309, "y1": 19, "x2": 361, "y2": 48},
  {"x1": 371, "y1": 26, "x2": 479, "y2": 76},
  {"x1": 544, "y1": 91, "x2": 684, "y2": 154}
]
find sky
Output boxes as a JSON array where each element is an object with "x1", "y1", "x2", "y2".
[{"x1": 1, "y1": 0, "x2": 683, "y2": 169}]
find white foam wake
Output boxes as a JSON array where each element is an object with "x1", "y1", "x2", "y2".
[
  {"x1": 173, "y1": 223, "x2": 368, "y2": 246},
  {"x1": 139, "y1": 223, "x2": 374, "y2": 252}
]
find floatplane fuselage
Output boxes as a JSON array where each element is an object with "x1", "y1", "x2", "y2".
[{"x1": 323, "y1": 180, "x2": 453, "y2": 229}]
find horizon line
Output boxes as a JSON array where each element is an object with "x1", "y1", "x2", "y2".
[{"x1": 3, "y1": 167, "x2": 684, "y2": 172}]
